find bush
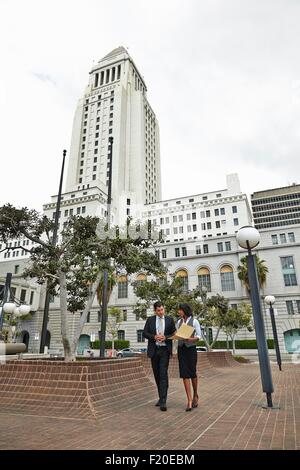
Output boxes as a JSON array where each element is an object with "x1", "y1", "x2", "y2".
[
  {"x1": 196, "y1": 339, "x2": 274, "y2": 349},
  {"x1": 233, "y1": 356, "x2": 250, "y2": 363},
  {"x1": 91, "y1": 340, "x2": 130, "y2": 350}
]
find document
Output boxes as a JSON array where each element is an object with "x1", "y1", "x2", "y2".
[{"x1": 170, "y1": 323, "x2": 195, "y2": 340}]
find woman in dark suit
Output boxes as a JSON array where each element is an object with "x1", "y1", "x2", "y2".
[{"x1": 177, "y1": 303, "x2": 202, "y2": 411}]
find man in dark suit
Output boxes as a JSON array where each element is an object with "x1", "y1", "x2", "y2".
[{"x1": 143, "y1": 301, "x2": 176, "y2": 411}]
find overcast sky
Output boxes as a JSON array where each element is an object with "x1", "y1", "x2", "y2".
[{"x1": 0, "y1": 0, "x2": 300, "y2": 211}]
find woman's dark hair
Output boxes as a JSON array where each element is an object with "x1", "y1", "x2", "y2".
[{"x1": 178, "y1": 303, "x2": 192, "y2": 317}]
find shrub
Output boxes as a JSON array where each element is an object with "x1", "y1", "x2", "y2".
[
  {"x1": 233, "y1": 356, "x2": 250, "y2": 363},
  {"x1": 91, "y1": 340, "x2": 130, "y2": 350},
  {"x1": 196, "y1": 339, "x2": 274, "y2": 349}
]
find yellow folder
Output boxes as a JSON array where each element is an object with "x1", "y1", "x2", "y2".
[{"x1": 170, "y1": 323, "x2": 195, "y2": 340}]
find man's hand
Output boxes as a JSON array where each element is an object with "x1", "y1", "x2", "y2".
[{"x1": 154, "y1": 334, "x2": 166, "y2": 342}]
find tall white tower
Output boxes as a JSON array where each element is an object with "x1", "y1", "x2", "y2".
[{"x1": 65, "y1": 46, "x2": 162, "y2": 226}]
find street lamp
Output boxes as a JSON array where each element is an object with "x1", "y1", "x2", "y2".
[
  {"x1": 99, "y1": 136, "x2": 114, "y2": 358},
  {"x1": 236, "y1": 226, "x2": 277, "y2": 409},
  {"x1": 0, "y1": 272, "x2": 31, "y2": 341},
  {"x1": 265, "y1": 295, "x2": 282, "y2": 371},
  {"x1": 199, "y1": 285, "x2": 210, "y2": 343}
]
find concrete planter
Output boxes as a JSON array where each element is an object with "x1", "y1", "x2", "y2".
[{"x1": 0, "y1": 343, "x2": 26, "y2": 355}]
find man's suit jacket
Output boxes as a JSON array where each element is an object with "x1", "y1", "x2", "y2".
[{"x1": 143, "y1": 315, "x2": 176, "y2": 358}]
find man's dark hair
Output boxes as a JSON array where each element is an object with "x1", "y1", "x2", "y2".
[
  {"x1": 178, "y1": 303, "x2": 192, "y2": 317},
  {"x1": 153, "y1": 301, "x2": 163, "y2": 311}
]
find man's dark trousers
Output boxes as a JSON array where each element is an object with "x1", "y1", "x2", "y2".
[{"x1": 151, "y1": 346, "x2": 170, "y2": 405}]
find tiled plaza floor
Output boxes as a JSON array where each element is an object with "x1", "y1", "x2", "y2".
[{"x1": 0, "y1": 363, "x2": 299, "y2": 450}]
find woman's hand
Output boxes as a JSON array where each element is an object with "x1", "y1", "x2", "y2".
[{"x1": 186, "y1": 337, "x2": 197, "y2": 343}]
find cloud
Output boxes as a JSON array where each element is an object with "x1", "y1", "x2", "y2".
[{"x1": 31, "y1": 72, "x2": 57, "y2": 86}]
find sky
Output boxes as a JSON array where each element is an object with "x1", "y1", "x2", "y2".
[{"x1": 0, "y1": 0, "x2": 300, "y2": 211}]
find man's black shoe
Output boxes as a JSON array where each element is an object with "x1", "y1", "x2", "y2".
[
  {"x1": 160, "y1": 405, "x2": 167, "y2": 411},
  {"x1": 155, "y1": 400, "x2": 160, "y2": 407}
]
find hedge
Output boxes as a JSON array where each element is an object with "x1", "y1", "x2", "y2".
[
  {"x1": 91, "y1": 340, "x2": 130, "y2": 350},
  {"x1": 196, "y1": 339, "x2": 275, "y2": 349}
]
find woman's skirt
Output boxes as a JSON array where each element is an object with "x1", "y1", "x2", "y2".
[{"x1": 178, "y1": 345, "x2": 197, "y2": 379}]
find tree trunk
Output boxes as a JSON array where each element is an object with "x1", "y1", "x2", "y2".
[
  {"x1": 59, "y1": 271, "x2": 73, "y2": 362},
  {"x1": 209, "y1": 326, "x2": 221, "y2": 351},
  {"x1": 70, "y1": 271, "x2": 102, "y2": 358},
  {"x1": 112, "y1": 338, "x2": 114, "y2": 358},
  {"x1": 226, "y1": 334, "x2": 229, "y2": 351}
]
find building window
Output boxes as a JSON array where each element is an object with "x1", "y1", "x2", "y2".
[
  {"x1": 215, "y1": 209, "x2": 219, "y2": 216},
  {"x1": 162, "y1": 249, "x2": 167, "y2": 259},
  {"x1": 175, "y1": 247, "x2": 180, "y2": 257},
  {"x1": 200, "y1": 211, "x2": 205, "y2": 218},
  {"x1": 220, "y1": 208, "x2": 225, "y2": 215},
  {"x1": 206, "y1": 210, "x2": 210, "y2": 217},
  {"x1": 122, "y1": 309, "x2": 127, "y2": 321},
  {"x1": 207, "y1": 222, "x2": 212, "y2": 230},
  {"x1": 216, "y1": 221, "x2": 221, "y2": 228},
  {"x1": 233, "y1": 218, "x2": 239, "y2": 226},
  {"x1": 286, "y1": 301, "x2": 294, "y2": 315},
  {"x1": 296, "y1": 300, "x2": 300, "y2": 314},
  {"x1": 196, "y1": 245, "x2": 201, "y2": 255},
  {"x1": 82, "y1": 206, "x2": 86, "y2": 214},
  {"x1": 281, "y1": 256, "x2": 297, "y2": 286},
  {"x1": 192, "y1": 212, "x2": 196, "y2": 220},
  {"x1": 175, "y1": 269, "x2": 189, "y2": 292},
  {"x1": 14, "y1": 265, "x2": 20, "y2": 274},
  {"x1": 225, "y1": 241, "x2": 231, "y2": 251},
  {"x1": 203, "y1": 244, "x2": 209, "y2": 254},
  {"x1": 136, "y1": 273, "x2": 147, "y2": 287},
  {"x1": 20, "y1": 289, "x2": 26, "y2": 302},
  {"x1": 182, "y1": 247, "x2": 187, "y2": 256},
  {"x1": 29, "y1": 291, "x2": 34, "y2": 305},
  {"x1": 173, "y1": 215, "x2": 177, "y2": 223},
  {"x1": 198, "y1": 267, "x2": 211, "y2": 292},
  {"x1": 137, "y1": 330, "x2": 145, "y2": 343},
  {"x1": 118, "y1": 330, "x2": 125, "y2": 340},
  {"x1": 193, "y1": 224, "x2": 197, "y2": 232},
  {"x1": 271, "y1": 234, "x2": 278, "y2": 245},
  {"x1": 288, "y1": 232, "x2": 295, "y2": 243},
  {"x1": 280, "y1": 233, "x2": 287, "y2": 244},
  {"x1": 117, "y1": 275, "x2": 128, "y2": 298},
  {"x1": 232, "y1": 206, "x2": 237, "y2": 213},
  {"x1": 201, "y1": 223, "x2": 206, "y2": 230},
  {"x1": 220, "y1": 265, "x2": 235, "y2": 291},
  {"x1": 217, "y1": 242, "x2": 223, "y2": 253}
]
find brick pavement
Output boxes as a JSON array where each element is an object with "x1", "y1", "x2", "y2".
[{"x1": 0, "y1": 356, "x2": 299, "y2": 450}]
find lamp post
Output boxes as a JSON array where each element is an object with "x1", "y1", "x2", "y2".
[
  {"x1": 199, "y1": 285, "x2": 210, "y2": 345},
  {"x1": 0, "y1": 272, "x2": 31, "y2": 341},
  {"x1": 40, "y1": 149, "x2": 66, "y2": 353},
  {"x1": 265, "y1": 295, "x2": 282, "y2": 371},
  {"x1": 99, "y1": 136, "x2": 113, "y2": 358},
  {"x1": 236, "y1": 226, "x2": 277, "y2": 409}
]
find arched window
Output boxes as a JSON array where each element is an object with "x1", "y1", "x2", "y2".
[
  {"x1": 220, "y1": 265, "x2": 235, "y2": 291},
  {"x1": 175, "y1": 269, "x2": 189, "y2": 292},
  {"x1": 118, "y1": 275, "x2": 128, "y2": 298},
  {"x1": 197, "y1": 267, "x2": 211, "y2": 292},
  {"x1": 136, "y1": 273, "x2": 147, "y2": 287}
]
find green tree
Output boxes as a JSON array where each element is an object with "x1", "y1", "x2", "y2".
[
  {"x1": 0, "y1": 204, "x2": 164, "y2": 361},
  {"x1": 222, "y1": 304, "x2": 253, "y2": 354},
  {"x1": 106, "y1": 307, "x2": 124, "y2": 356},
  {"x1": 237, "y1": 255, "x2": 268, "y2": 293}
]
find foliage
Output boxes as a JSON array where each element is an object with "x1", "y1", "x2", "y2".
[
  {"x1": 196, "y1": 339, "x2": 275, "y2": 349},
  {"x1": 92, "y1": 340, "x2": 130, "y2": 350},
  {"x1": 237, "y1": 255, "x2": 268, "y2": 292}
]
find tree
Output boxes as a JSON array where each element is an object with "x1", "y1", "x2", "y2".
[
  {"x1": 133, "y1": 276, "x2": 230, "y2": 351},
  {"x1": 237, "y1": 255, "x2": 268, "y2": 293},
  {"x1": 0, "y1": 204, "x2": 164, "y2": 361},
  {"x1": 222, "y1": 304, "x2": 253, "y2": 354},
  {"x1": 106, "y1": 307, "x2": 123, "y2": 357}
]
